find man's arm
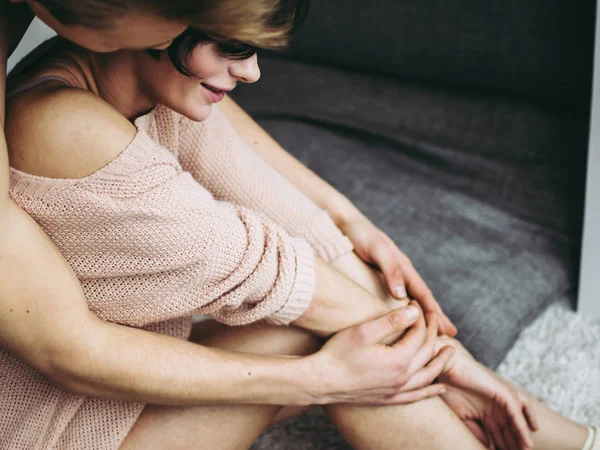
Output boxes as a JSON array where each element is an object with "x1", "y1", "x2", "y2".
[{"x1": 220, "y1": 95, "x2": 363, "y2": 227}]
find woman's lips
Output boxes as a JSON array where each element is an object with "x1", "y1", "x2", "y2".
[{"x1": 201, "y1": 83, "x2": 227, "y2": 103}]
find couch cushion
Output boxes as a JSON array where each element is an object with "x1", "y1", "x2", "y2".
[{"x1": 279, "y1": 0, "x2": 594, "y2": 110}]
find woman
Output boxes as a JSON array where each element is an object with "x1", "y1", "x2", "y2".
[{"x1": 4, "y1": 3, "x2": 597, "y2": 450}]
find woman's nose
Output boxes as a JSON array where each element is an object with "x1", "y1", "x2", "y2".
[{"x1": 229, "y1": 54, "x2": 261, "y2": 83}]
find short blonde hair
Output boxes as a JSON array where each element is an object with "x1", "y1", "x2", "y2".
[{"x1": 35, "y1": 0, "x2": 307, "y2": 48}]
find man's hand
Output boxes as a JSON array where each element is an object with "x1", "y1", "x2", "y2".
[
  {"x1": 306, "y1": 305, "x2": 455, "y2": 406},
  {"x1": 339, "y1": 217, "x2": 457, "y2": 337}
]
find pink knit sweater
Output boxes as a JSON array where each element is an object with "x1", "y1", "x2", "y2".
[{"x1": 3, "y1": 103, "x2": 353, "y2": 449}]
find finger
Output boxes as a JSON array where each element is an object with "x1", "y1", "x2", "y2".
[
  {"x1": 523, "y1": 404, "x2": 539, "y2": 432},
  {"x1": 400, "y1": 346, "x2": 455, "y2": 391},
  {"x1": 439, "y1": 311, "x2": 458, "y2": 337},
  {"x1": 488, "y1": 422, "x2": 507, "y2": 450},
  {"x1": 371, "y1": 238, "x2": 457, "y2": 336},
  {"x1": 399, "y1": 263, "x2": 457, "y2": 337},
  {"x1": 379, "y1": 383, "x2": 447, "y2": 406},
  {"x1": 400, "y1": 260, "x2": 435, "y2": 306},
  {"x1": 518, "y1": 393, "x2": 539, "y2": 432},
  {"x1": 423, "y1": 310, "x2": 455, "y2": 340},
  {"x1": 507, "y1": 400, "x2": 534, "y2": 449},
  {"x1": 502, "y1": 425, "x2": 520, "y2": 450},
  {"x1": 406, "y1": 312, "x2": 439, "y2": 373},
  {"x1": 391, "y1": 302, "x2": 427, "y2": 356},
  {"x1": 371, "y1": 241, "x2": 409, "y2": 299},
  {"x1": 463, "y1": 420, "x2": 491, "y2": 448},
  {"x1": 357, "y1": 305, "x2": 420, "y2": 345}
]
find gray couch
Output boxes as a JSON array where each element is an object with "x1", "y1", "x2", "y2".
[{"x1": 231, "y1": 1, "x2": 595, "y2": 448}]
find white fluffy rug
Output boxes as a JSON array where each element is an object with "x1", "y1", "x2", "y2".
[{"x1": 497, "y1": 299, "x2": 600, "y2": 426}]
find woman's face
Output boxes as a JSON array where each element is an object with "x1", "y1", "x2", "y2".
[{"x1": 137, "y1": 42, "x2": 261, "y2": 122}]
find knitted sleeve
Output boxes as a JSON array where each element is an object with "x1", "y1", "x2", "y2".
[
  {"x1": 171, "y1": 105, "x2": 354, "y2": 263},
  {"x1": 9, "y1": 130, "x2": 315, "y2": 327}
]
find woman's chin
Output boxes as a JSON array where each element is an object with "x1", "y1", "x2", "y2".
[{"x1": 179, "y1": 103, "x2": 213, "y2": 122}]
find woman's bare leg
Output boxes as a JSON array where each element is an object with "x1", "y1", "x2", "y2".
[
  {"x1": 121, "y1": 249, "x2": 490, "y2": 450},
  {"x1": 327, "y1": 398, "x2": 486, "y2": 450},
  {"x1": 121, "y1": 250, "x2": 592, "y2": 450},
  {"x1": 521, "y1": 390, "x2": 588, "y2": 449},
  {"x1": 333, "y1": 251, "x2": 591, "y2": 450},
  {"x1": 320, "y1": 252, "x2": 485, "y2": 450}
]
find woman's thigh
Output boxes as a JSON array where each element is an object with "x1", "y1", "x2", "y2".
[{"x1": 120, "y1": 321, "x2": 321, "y2": 450}]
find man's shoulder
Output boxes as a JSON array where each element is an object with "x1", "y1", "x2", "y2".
[{"x1": 5, "y1": 84, "x2": 136, "y2": 179}]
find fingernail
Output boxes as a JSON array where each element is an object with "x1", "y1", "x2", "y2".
[
  {"x1": 394, "y1": 286, "x2": 407, "y2": 298},
  {"x1": 404, "y1": 305, "x2": 419, "y2": 321}
]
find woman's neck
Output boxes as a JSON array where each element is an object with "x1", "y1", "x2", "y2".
[{"x1": 85, "y1": 50, "x2": 157, "y2": 120}]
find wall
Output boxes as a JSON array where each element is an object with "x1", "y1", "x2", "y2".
[{"x1": 7, "y1": 18, "x2": 55, "y2": 74}]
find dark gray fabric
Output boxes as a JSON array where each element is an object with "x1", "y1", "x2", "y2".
[
  {"x1": 280, "y1": 0, "x2": 595, "y2": 109},
  {"x1": 232, "y1": 58, "x2": 588, "y2": 239},
  {"x1": 252, "y1": 409, "x2": 347, "y2": 450}
]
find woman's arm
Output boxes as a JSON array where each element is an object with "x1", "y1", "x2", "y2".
[
  {"x1": 220, "y1": 95, "x2": 360, "y2": 226},
  {"x1": 175, "y1": 104, "x2": 353, "y2": 264},
  {"x1": 2, "y1": 189, "x2": 436, "y2": 408}
]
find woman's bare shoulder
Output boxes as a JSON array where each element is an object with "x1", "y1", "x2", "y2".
[{"x1": 5, "y1": 84, "x2": 136, "y2": 179}]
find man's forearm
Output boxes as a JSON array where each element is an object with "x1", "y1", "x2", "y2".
[
  {"x1": 66, "y1": 318, "x2": 318, "y2": 406},
  {"x1": 220, "y1": 95, "x2": 363, "y2": 226}
]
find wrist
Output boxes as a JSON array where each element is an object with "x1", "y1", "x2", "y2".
[
  {"x1": 294, "y1": 353, "x2": 336, "y2": 406},
  {"x1": 325, "y1": 196, "x2": 366, "y2": 229}
]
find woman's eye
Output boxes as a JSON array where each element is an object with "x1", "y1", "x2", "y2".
[{"x1": 216, "y1": 42, "x2": 256, "y2": 60}]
